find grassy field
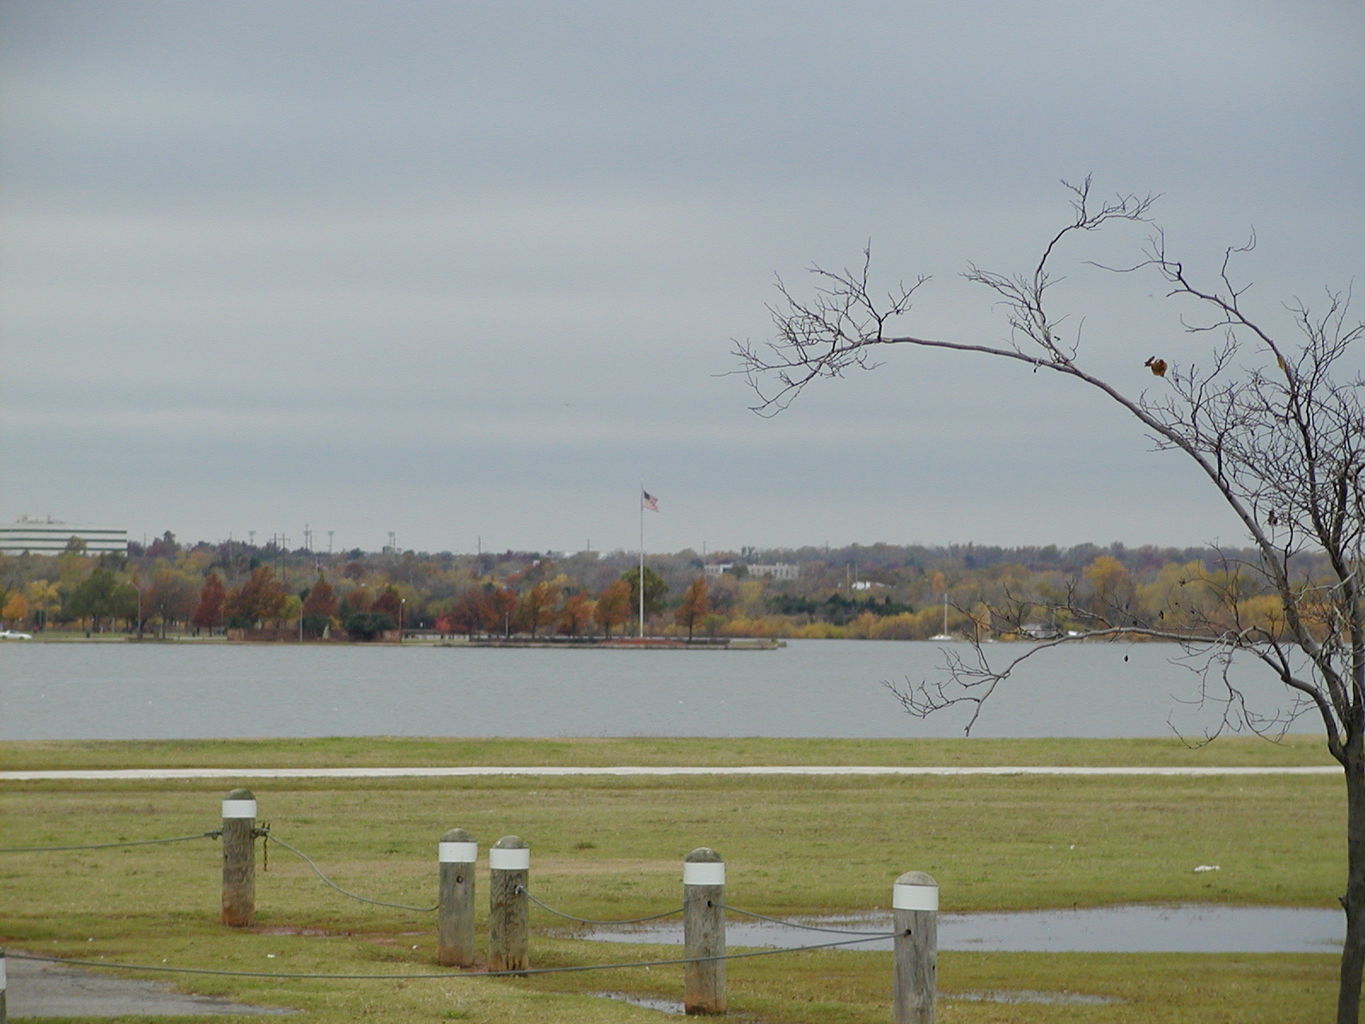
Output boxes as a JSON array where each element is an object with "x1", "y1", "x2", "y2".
[
  {"x1": 0, "y1": 732, "x2": 1338, "y2": 771},
  {"x1": 0, "y1": 736, "x2": 1344, "y2": 1021}
]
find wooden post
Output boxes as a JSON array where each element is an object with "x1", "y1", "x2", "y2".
[
  {"x1": 892, "y1": 871, "x2": 938, "y2": 1024},
  {"x1": 220, "y1": 789, "x2": 257, "y2": 927},
  {"x1": 488, "y1": 835, "x2": 529, "y2": 973},
  {"x1": 437, "y1": 828, "x2": 478, "y2": 967},
  {"x1": 683, "y1": 847, "x2": 726, "y2": 1014}
]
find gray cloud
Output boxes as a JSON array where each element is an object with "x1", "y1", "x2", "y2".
[{"x1": 2, "y1": 0, "x2": 1361, "y2": 553}]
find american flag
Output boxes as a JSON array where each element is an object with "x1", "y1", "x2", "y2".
[{"x1": 641, "y1": 490, "x2": 660, "y2": 512}]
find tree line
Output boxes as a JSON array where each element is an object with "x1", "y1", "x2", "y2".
[{"x1": 0, "y1": 530, "x2": 1329, "y2": 643}]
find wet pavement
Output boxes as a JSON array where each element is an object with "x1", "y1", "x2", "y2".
[{"x1": 4, "y1": 953, "x2": 295, "y2": 1018}]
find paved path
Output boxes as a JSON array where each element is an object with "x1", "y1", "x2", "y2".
[
  {"x1": 4, "y1": 952, "x2": 294, "y2": 1018},
  {"x1": 0, "y1": 764, "x2": 1337, "y2": 781}
]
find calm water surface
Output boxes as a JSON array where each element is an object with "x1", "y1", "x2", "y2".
[
  {"x1": 0, "y1": 639, "x2": 1295, "y2": 740},
  {"x1": 588, "y1": 904, "x2": 1343, "y2": 954}
]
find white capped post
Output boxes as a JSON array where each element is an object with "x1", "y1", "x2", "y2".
[
  {"x1": 683, "y1": 847, "x2": 726, "y2": 1014},
  {"x1": 489, "y1": 836, "x2": 529, "y2": 972},
  {"x1": 220, "y1": 788, "x2": 257, "y2": 927},
  {"x1": 893, "y1": 871, "x2": 938, "y2": 1024},
  {"x1": 437, "y1": 828, "x2": 478, "y2": 967}
]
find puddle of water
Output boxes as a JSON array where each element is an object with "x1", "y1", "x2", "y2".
[
  {"x1": 584, "y1": 904, "x2": 1342, "y2": 954},
  {"x1": 952, "y1": 989, "x2": 1120, "y2": 1005},
  {"x1": 594, "y1": 986, "x2": 1118, "y2": 1013},
  {"x1": 594, "y1": 990, "x2": 686, "y2": 1015}
]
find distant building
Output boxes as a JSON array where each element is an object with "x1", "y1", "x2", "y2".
[
  {"x1": 0, "y1": 518, "x2": 129, "y2": 555},
  {"x1": 703, "y1": 562, "x2": 800, "y2": 581}
]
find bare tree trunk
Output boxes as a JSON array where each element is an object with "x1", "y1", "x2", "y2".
[
  {"x1": 1341, "y1": 741, "x2": 1365, "y2": 1024},
  {"x1": 735, "y1": 179, "x2": 1365, "y2": 1014}
]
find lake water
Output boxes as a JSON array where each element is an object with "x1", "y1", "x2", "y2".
[{"x1": 0, "y1": 638, "x2": 1301, "y2": 740}]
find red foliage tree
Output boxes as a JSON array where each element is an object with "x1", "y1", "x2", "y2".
[
  {"x1": 224, "y1": 567, "x2": 288, "y2": 628},
  {"x1": 481, "y1": 587, "x2": 518, "y2": 638},
  {"x1": 559, "y1": 592, "x2": 595, "y2": 637},
  {"x1": 373, "y1": 586, "x2": 403, "y2": 623},
  {"x1": 444, "y1": 589, "x2": 486, "y2": 638},
  {"x1": 191, "y1": 571, "x2": 227, "y2": 633},
  {"x1": 301, "y1": 575, "x2": 339, "y2": 638}
]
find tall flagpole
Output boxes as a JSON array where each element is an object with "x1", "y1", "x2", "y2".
[
  {"x1": 639, "y1": 486, "x2": 661, "y2": 637},
  {"x1": 639, "y1": 485, "x2": 646, "y2": 638}
]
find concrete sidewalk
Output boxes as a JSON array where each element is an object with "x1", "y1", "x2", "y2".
[{"x1": 4, "y1": 953, "x2": 295, "y2": 1018}]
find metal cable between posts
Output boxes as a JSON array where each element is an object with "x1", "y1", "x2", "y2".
[
  {"x1": 520, "y1": 887, "x2": 684, "y2": 926},
  {"x1": 261, "y1": 831, "x2": 438, "y2": 913},
  {"x1": 0, "y1": 831, "x2": 221, "y2": 854},
  {"x1": 717, "y1": 903, "x2": 898, "y2": 937},
  {"x1": 9, "y1": 933, "x2": 897, "y2": 981}
]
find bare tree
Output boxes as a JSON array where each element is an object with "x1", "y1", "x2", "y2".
[{"x1": 734, "y1": 177, "x2": 1365, "y2": 1022}]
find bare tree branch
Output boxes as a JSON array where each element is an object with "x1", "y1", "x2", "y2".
[{"x1": 735, "y1": 177, "x2": 1365, "y2": 1021}]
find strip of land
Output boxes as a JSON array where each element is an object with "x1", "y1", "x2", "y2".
[{"x1": 0, "y1": 764, "x2": 1337, "y2": 780}]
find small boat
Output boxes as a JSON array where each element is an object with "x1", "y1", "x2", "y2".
[{"x1": 929, "y1": 594, "x2": 954, "y2": 641}]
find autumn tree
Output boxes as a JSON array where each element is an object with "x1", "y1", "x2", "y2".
[
  {"x1": 481, "y1": 586, "x2": 518, "y2": 639},
  {"x1": 594, "y1": 578, "x2": 632, "y2": 638},
  {"x1": 147, "y1": 567, "x2": 198, "y2": 638},
  {"x1": 443, "y1": 588, "x2": 486, "y2": 639},
  {"x1": 559, "y1": 591, "x2": 595, "y2": 637},
  {"x1": 735, "y1": 177, "x2": 1365, "y2": 1022},
  {"x1": 301, "y1": 574, "x2": 339, "y2": 638},
  {"x1": 341, "y1": 584, "x2": 372, "y2": 616},
  {"x1": 1079, "y1": 554, "x2": 1138, "y2": 628},
  {"x1": 191, "y1": 571, "x2": 227, "y2": 634},
  {"x1": 517, "y1": 581, "x2": 559, "y2": 638},
  {"x1": 2, "y1": 590, "x2": 29, "y2": 628},
  {"x1": 24, "y1": 579, "x2": 60, "y2": 631},
  {"x1": 224, "y1": 566, "x2": 288, "y2": 629},
  {"x1": 675, "y1": 576, "x2": 711, "y2": 641},
  {"x1": 373, "y1": 586, "x2": 404, "y2": 630}
]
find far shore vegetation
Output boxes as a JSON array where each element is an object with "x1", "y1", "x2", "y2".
[{"x1": 0, "y1": 532, "x2": 1330, "y2": 643}]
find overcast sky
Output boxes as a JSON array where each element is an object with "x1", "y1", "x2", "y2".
[{"x1": 2, "y1": 1, "x2": 1361, "y2": 557}]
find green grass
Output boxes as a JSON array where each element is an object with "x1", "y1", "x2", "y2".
[
  {"x1": 0, "y1": 738, "x2": 1344, "y2": 1022},
  {"x1": 0, "y1": 733, "x2": 1338, "y2": 771}
]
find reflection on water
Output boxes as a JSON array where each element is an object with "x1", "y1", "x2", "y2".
[
  {"x1": 583, "y1": 904, "x2": 1342, "y2": 954},
  {"x1": 0, "y1": 639, "x2": 1299, "y2": 740}
]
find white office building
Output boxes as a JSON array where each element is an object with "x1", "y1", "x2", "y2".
[
  {"x1": 0, "y1": 519, "x2": 129, "y2": 554},
  {"x1": 703, "y1": 562, "x2": 800, "y2": 581}
]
